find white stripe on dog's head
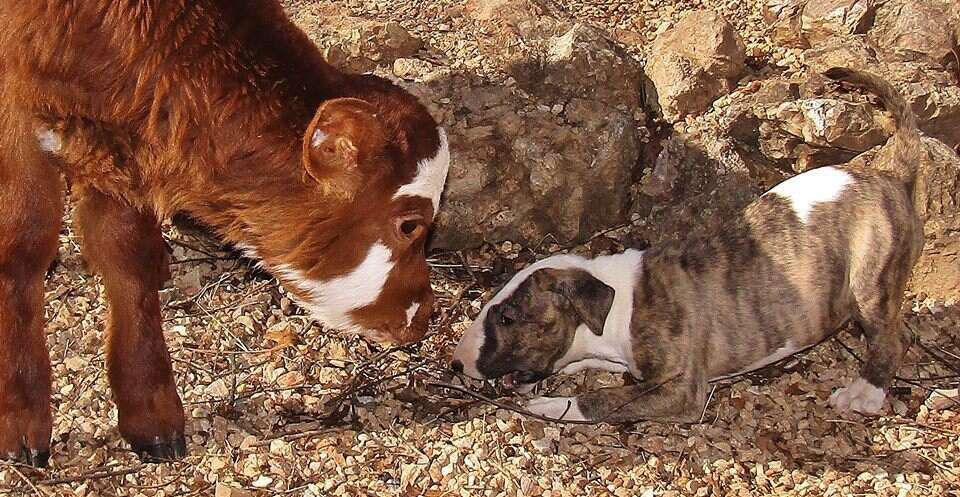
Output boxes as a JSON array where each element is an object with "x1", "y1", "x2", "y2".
[
  {"x1": 764, "y1": 166, "x2": 853, "y2": 223},
  {"x1": 452, "y1": 250, "x2": 643, "y2": 379},
  {"x1": 394, "y1": 128, "x2": 450, "y2": 216}
]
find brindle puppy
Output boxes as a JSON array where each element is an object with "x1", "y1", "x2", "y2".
[{"x1": 451, "y1": 68, "x2": 925, "y2": 423}]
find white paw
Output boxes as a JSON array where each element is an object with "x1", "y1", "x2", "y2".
[
  {"x1": 526, "y1": 396, "x2": 588, "y2": 422},
  {"x1": 830, "y1": 378, "x2": 886, "y2": 415},
  {"x1": 35, "y1": 127, "x2": 62, "y2": 153}
]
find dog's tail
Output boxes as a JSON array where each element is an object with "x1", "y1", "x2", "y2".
[{"x1": 823, "y1": 67, "x2": 922, "y2": 195}]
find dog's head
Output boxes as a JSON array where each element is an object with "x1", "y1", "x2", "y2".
[{"x1": 451, "y1": 264, "x2": 615, "y2": 386}]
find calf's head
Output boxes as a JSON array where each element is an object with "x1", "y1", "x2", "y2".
[
  {"x1": 451, "y1": 267, "x2": 615, "y2": 386},
  {"x1": 256, "y1": 91, "x2": 449, "y2": 345}
]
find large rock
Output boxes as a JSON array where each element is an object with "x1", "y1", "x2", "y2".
[
  {"x1": 805, "y1": 36, "x2": 960, "y2": 149},
  {"x1": 427, "y1": 0, "x2": 644, "y2": 248},
  {"x1": 431, "y1": 86, "x2": 639, "y2": 248},
  {"x1": 466, "y1": 0, "x2": 642, "y2": 108},
  {"x1": 800, "y1": 0, "x2": 875, "y2": 45},
  {"x1": 765, "y1": 0, "x2": 959, "y2": 71},
  {"x1": 535, "y1": 24, "x2": 643, "y2": 107},
  {"x1": 721, "y1": 35, "x2": 960, "y2": 174},
  {"x1": 717, "y1": 72, "x2": 891, "y2": 173},
  {"x1": 763, "y1": 0, "x2": 808, "y2": 47},
  {"x1": 288, "y1": 4, "x2": 422, "y2": 73},
  {"x1": 759, "y1": 96, "x2": 889, "y2": 171},
  {"x1": 645, "y1": 11, "x2": 747, "y2": 123},
  {"x1": 870, "y1": 0, "x2": 960, "y2": 69},
  {"x1": 910, "y1": 138, "x2": 960, "y2": 299}
]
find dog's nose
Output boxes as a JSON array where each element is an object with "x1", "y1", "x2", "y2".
[{"x1": 451, "y1": 360, "x2": 464, "y2": 374}]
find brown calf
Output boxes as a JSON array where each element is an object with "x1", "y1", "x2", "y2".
[{"x1": 0, "y1": 0, "x2": 449, "y2": 465}]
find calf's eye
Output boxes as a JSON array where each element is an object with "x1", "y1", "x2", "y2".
[{"x1": 394, "y1": 214, "x2": 427, "y2": 243}]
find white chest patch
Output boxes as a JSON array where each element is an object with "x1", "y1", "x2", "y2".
[
  {"x1": 273, "y1": 242, "x2": 395, "y2": 332},
  {"x1": 393, "y1": 128, "x2": 450, "y2": 216},
  {"x1": 764, "y1": 166, "x2": 853, "y2": 223}
]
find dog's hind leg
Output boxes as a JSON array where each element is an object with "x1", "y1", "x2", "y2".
[
  {"x1": 832, "y1": 224, "x2": 919, "y2": 415},
  {"x1": 829, "y1": 316, "x2": 909, "y2": 415}
]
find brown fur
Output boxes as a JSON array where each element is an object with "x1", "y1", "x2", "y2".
[
  {"x1": 0, "y1": 128, "x2": 60, "y2": 466},
  {"x1": 0, "y1": 0, "x2": 443, "y2": 464}
]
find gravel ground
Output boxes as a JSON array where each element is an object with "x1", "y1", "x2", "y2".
[{"x1": 3, "y1": 1, "x2": 959, "y2": 496}]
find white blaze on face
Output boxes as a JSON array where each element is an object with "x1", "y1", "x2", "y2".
[
  {"x1": 764, "y1": 166, "x2": 853, "y2": 224},
  {"x1": 273, "y1": 242, "x2": 396, "y2": 333},
  {"x1": 453, "y1": 318, "x2": 487, "y2": 378},
  {"x1": 393, "y1": 128, "x2": 450, "y2": 216}
]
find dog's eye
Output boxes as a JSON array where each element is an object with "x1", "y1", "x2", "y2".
[{"x1": 496, "y1": 304, "x2": 518, "y2": 327}]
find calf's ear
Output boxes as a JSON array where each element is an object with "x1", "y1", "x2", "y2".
[
  {"x1": 560, "y1": 270, "x2": 615, "y2": 336},
  {"x1": 302, "y1": 98, "x2": 388, "y2": 196}
]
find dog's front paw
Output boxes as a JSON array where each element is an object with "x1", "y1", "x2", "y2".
[
  {"x1": 527, "y1": 396, "x2": 589, "y2": 422},
  {"x1": 829, "y1": 378, "x2": 886, "y2": 415}
]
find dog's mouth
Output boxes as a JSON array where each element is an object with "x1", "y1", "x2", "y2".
[{"x1": 501, "y1": 370, "x2": 548, "y2": 389}]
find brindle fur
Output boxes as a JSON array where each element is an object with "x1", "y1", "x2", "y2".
[
  {"x1": 462, "y1": 68, "x2": 925, "y2": 424},
  {"x1": 475, "y1": 269, "x2": 615, "y2": 381},
  {"x1": 579, "y1": 169, "x2": 922, "y2": 422}
]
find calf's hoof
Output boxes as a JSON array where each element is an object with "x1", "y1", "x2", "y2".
[
  {"x1": 0, "y1": 410, "x2": 53, "y2": 468},
  {"x1": 116, "y1": 382, "x2": 187, "y2": 462},
  {"x1": 2, "y1": 446, "x2": 50, "y2": 468},
  {"x1": 130, "y1": 434, "x2": 187, "y2": 462}
]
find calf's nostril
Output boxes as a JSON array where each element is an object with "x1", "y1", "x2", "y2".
[{"x1": 451, "y1": 360, "x2": 464, "y2": 374}]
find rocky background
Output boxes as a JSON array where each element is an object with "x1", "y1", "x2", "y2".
[
  {"x1": 4, "y1": 1, "x2": 959, "y2": 496},
  {"x1": 288, "y1": 0, "x2": 960, "y2": 299}
]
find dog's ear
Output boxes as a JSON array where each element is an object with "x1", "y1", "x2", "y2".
[{"x1": 533, "y1": 268, "x2": 615, "y2": 335}]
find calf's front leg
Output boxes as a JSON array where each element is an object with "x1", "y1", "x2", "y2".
[
  {"x1": 0, "y1": 155, "x2": 62, "y2": 467},
  {"x1": 75, "y1": 191, "x2": 186, "y2": 461}
]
